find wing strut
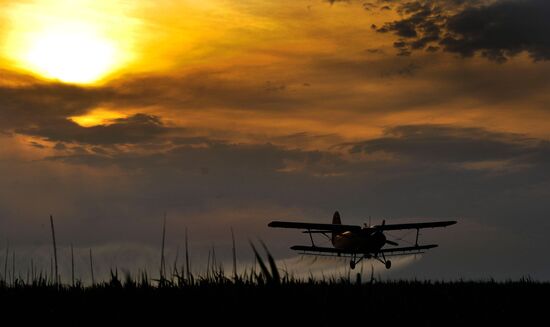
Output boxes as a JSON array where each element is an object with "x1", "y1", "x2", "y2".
[{"x1": 308, "y1": 229, "x2": 315, "y2": 247}]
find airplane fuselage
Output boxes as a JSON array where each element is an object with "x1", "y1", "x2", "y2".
[{"x1": 332, "y1": 228, "x2": 387, "y2": 255}]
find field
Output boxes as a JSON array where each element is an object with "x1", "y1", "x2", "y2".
[
  {"x1": 0, "y1": 227, "x2": 544, "y2": 324},
  {"x1": 1, "y1": 278, "x2": 546, "y2": 325},
  {"x1": 0, "y1": 248, "x2": 546, "y2": 325}
]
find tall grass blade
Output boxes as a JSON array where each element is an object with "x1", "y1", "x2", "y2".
[
  {"x1": 206, "y1": 248, "x2": 211, "y2": 280},
  {"x1": 49, "y1": 215, "x2": 59, "y2": 285},
  {"x1": 89, "y1": 248, "x2": 95, "y2": 286},
  {"x1": 260, "y1": 240, "x2": 280, "y2": 284},
  {"x1": 12, "y1": 251, "x2": 15, "y2": 285},
  {"x1": 50, "y1": 255, "x2": 53, "y2": 285},
  {"x1": 71, "y1": 243, "x2": 75, "y2": 287},
  {"x1": 30, "y1": 258, "x2": 34, "y2": 282},
  {"x1": 3, "y1": 242, "x2": 8, "y2": 283},
  {"x1": 211, "y1": 245, "x2": 217, "y2": 276},
  {"x1": 231, "y1": 227, "x2": 237, "y2": 281},
  {"x1": 172, "y1": 245, "x2": 179, "y2": 278},
  {"x1": 160, "y1": 212, "x2": 167, "y2": 282},
  {"x1": 249, "y1": 241, "x2": 271, "y2": 283},
  {"x1": 185, "y1": 228, "x2": 191, "y2": 283}
]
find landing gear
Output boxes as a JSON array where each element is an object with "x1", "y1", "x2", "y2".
[
  {"x1": 374, "y1": 252, "x2": 392, "y2": 270},
  {"x1": 349, "y1": 253, "x2": 364, "y2": 270},
  {"x1": 350, "y1": 254, "x2": 391, "y2": 270}
]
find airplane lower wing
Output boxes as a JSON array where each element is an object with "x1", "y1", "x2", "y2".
[
  {"x1": 290, "y1": 244, "x2": 438, "y2": 256},
  {"x1": 379, "y1": 244, "x2": 437, "y2": 253},
  {"x1": 291, "y1": 245, "x2": 355, "y2": 254}
]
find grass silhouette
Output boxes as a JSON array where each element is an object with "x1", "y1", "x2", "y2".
[
  {"x1": 0, "y1": 242, "x2": 546, "y2": 324},
  {"x1": 0, "y1": 214, "x2": 545, "y2": 324}
]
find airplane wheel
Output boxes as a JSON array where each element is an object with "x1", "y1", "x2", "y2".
[
  {"x1": 385, "y1": 260, "x2": 392, "y2": 269},
  {"x1": 350, "y1": 260, "x2": 356, "y2": 270}
]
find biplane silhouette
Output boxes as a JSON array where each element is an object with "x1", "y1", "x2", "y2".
[{"x1": 269, "y1": 211, "x2": 456, "y2": 269}]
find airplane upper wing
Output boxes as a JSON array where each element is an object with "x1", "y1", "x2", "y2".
[
  {"x1": 371, "y1": 221, "x2": 456, "y2": 231},
  {"x1": 268, "y1": 221, "x2": 361, "y2": 232}
]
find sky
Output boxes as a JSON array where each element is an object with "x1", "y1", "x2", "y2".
[{"x1": 0, "y1": 0, "x2": 549, "y2": 281}]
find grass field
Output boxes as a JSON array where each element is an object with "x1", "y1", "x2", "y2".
[
  {"x1": 1, "y1": 278, "x2": 546, "y2": 325},
  {"x1": 0, "y1": 245, "x2": 546, "y2": 325}
]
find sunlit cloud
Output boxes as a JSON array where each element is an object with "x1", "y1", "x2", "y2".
[{"x1": 70, "y1": 108, "x2": 128, "y2": 127}]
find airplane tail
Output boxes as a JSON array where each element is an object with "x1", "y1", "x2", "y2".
[{"x1": 331, "y1": 211, "x2": 341, "y2": 243}]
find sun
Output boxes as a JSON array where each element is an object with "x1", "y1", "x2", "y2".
[
  {"x1": 22, "y1": 22, "x2": 118, "y2": 84},
  {"x1": 2, "y1": 0, "x2": 139, "y2": 85}
]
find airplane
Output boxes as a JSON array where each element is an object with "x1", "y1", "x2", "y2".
[{"x1": 268, "y1": 211, "x2": 456, "y2": 270}]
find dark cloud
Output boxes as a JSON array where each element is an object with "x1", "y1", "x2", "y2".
[
  {"x1": 376, "y1": 0, "x2": 550, "y2": 62},
  {"x1": 106, "y1": 70, "x2": 304, "y2": 112},
  {"x1": 270, "y1": 132, "x2": 344, "y2": 149},
  {"x1": 378, "y1": 19, "x2": 419, "y2": 38},
  {"x1": 47, "y1": 124, "x2": 550, "y2": 184},
  {"x1": 310, "y1": 54, "x2": 550, "y2": 111},
  {"x1": 0, "y1": 69, "x2": 305, "y2": 146},
  {"x1": 36, "y1": 124, "x2": 550, "y2": 252},
  {"x1": 0, "y1": 76, "x2": 112, "y2": 129},
  {"x1": 53, "y1": 143, "x2": 67, "y2": 151},
  {"x1": 2, "y1": 123, "x2": 550, "y2": 279},
  {"x1": 326, "y1": 0, "x2": 351, "y2": 5},
  {"x1": 348, "y1": 124, "x2": 546, "y2": 165},
  {"x1": 18, "y1": 114, "x2": 169, "y2": 145},
  {"x1": 374, "y1": 0, "x2": 443, "y2": 49},
  {"x1": 47, "y1": 140, "x2": 346, "y2": 178},
  {"x1": 0, "y1": 67, "x2": 301, "y2": 126},
  {"x1": 29, "y1": 141, "x2": 46, "y2": 149},
  {"x1": 442, "y1": 0, "x2": 550, "y2": 62}
]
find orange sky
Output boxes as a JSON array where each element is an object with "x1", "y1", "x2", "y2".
[{"x1": 1, "y1": 0, "x2": 549, "y2": 148}]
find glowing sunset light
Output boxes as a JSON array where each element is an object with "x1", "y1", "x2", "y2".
[
  {"x1": 22, "y1": 22, "x2": 118, "y2": 84},
  {"x1": 70, "y1": 109, "x2": 127, "y2": 127},
  {"x1": 3, "y1": 0, "x2": 138, "y2": 84}
]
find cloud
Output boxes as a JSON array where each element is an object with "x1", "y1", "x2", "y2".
[
  {"x1": 19, "y1": 113, "x2": 169, "y2": 145},
  {"x1": 2, "y1": 53, "x2": 549, "y2": 154},
  {"x1": 0, "y1": 68, "x2": 307, "y2": 147},
  {"x1": 347, "y1": 124, "x2": 545, "y2": 165},
  {"x1": 0, "y1": 68, "x2": 311, "y2": 145},
  {"x1": 105, "y1": 70, "x2": 304, "y2": 112},
  {"x1": 443, "y1": 0, "x2": 550, "y2": 62},
  {"x1": 0, "y1": 74, "x2": 112, "y2": 129},
  {"x1": 375, "y1": 0, "x2": 550, "y2": 62},
  {"x1": 2, "y1": 123, "x2": 550, "y2": 280},
  {"x1": 47, "y1": 139, "x2": 346, "y2": 179},
  {"x1": 42, "y1": 124, "x2": 550, "y2": 184}
]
